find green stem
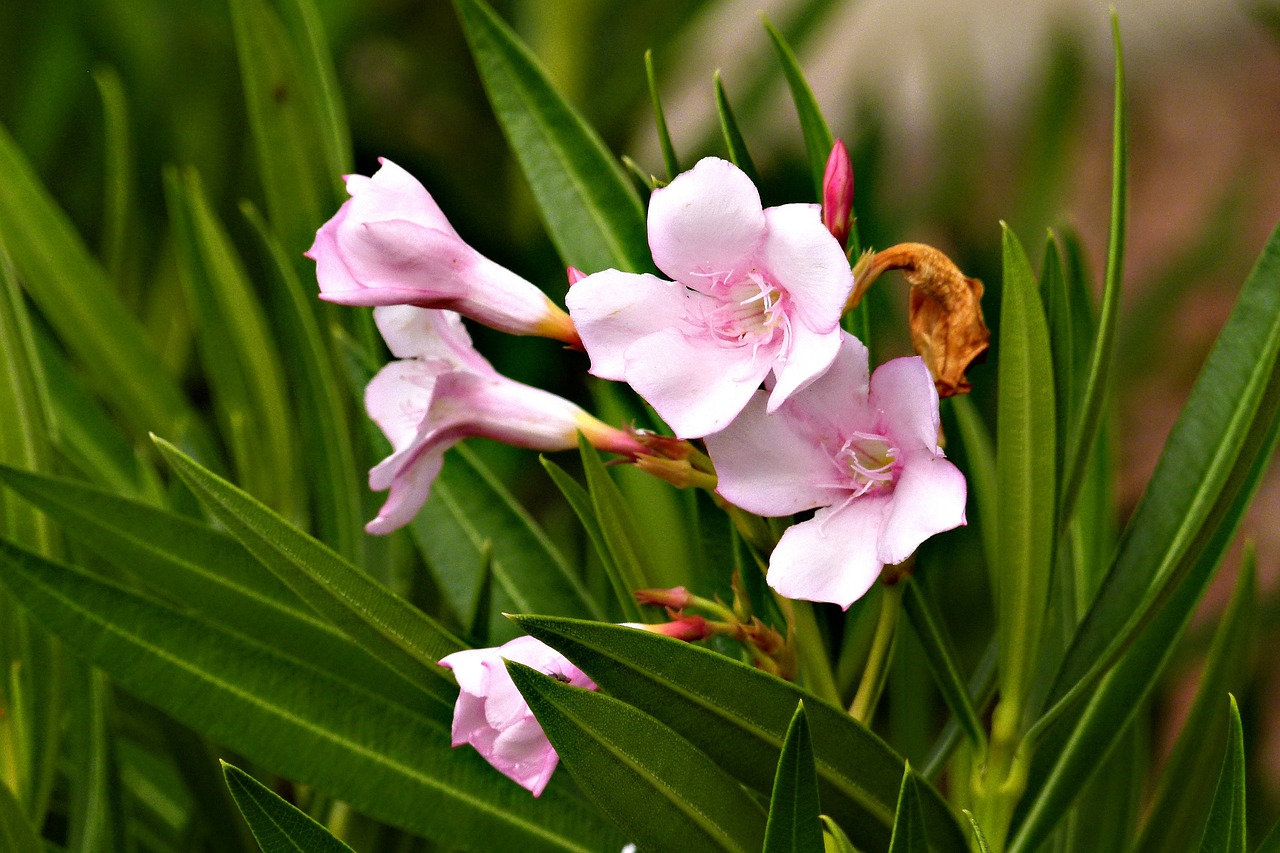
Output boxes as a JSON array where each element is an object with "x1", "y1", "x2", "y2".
[
  {"x1": 782, "y1": 598, "x2": 841, "y2": 706},
  {"x1": 849, "y1": 582, "x2": 903, "y2": 722}
]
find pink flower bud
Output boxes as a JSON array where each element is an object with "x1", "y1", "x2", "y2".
[
  {"x1": 822, "y1": 139, "x2": 853, "y2": 249},
  {"x1": 634, "y1": 586, "x2": 693, "y2": 610},
  {"x1": 566, "y1": 266, "x2": 587, "y2": 285},
  {"x1": 439, "y1": 636, "x2": 595, "y2": 796},
  {"x1": 628, "y1": 615, "x2": 712, "y2": 642}
]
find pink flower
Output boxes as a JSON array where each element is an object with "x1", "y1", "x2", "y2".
[
  {"x1": 365, "y1": 305, "x2": 645, "y2": 534},
  {"x1": 704, "y1": 333, "x2": 967, "y2": 608},
  {"x1": 566, "y1": 157, "x2": 855, "y2": 439},
  {"x1": 822, "y1": 139, "x2": 853, "y2": 249},
  {"x1": 307, "y1": 158, "x2": 579, "y2": 344},
  {"x1": 439, "y1": 636, "x2": 595, "y2": 797}
]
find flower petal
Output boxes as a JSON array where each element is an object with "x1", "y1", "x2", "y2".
[
  {"x1": 775, "y1": 332, "x2": 872, "y2": 435},
  {"x1": 757, "y1": 203, "x2": 853, "y2": 332},
  {"x1": 705, "y1": 391, "x2": 843, "y2": 516},
  {"x1": 365, "y1": 440, "x2": 450, "y2": 535},
  {"x1": 869, "y1": 356, "x2": 941, "y2": 452},
  {"x1": 373, "y1": 306, "x2": 492, "y2": 373},
  {"x1": 766, "y1": 316, "x2": 842, "y2": 412},
  {"x1": 566, "y1": 270, "x2": 687, "y2": 381},
  {"x1": 877, "y1": 450, "x2": 967, "y2": 565},
  {"x1": 648, "y1": 158, "x2": 765, "y2": 282},
  {"x1": 766, "y1": 496, "x2": 892, "y2": 609},
  {"x1": 364, "y1": 358, "x2": 440, "y2": 453},
  {"x1": 623, "y1": 328, "x2": 773, "y2": 438},
  {"x1": 345, "y1": 158, "x2": 457, "y2": 237}
]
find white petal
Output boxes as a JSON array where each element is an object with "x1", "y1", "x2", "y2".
[
  {"x1": 365, "y1": 440, "x2": 450, "y2": 534},
  {"x1": 347, "y1": 158, "x2": 457, "y2": 237},
  {"x1": 766, "y1": 318, "x2": 842, "y2": 412},
  {"x1": 648, "y1": 158, "x2": 765, "y2": 281},
  {"x1": 373, "y1": 306, "x2": 492, "y2": 373},
  {"x1": 774, "y1": 332, "x2": 872, "y2": 436},
  {"x1": 757, "y1": 203, "x2": 853, "y2": 332},
  {"x1": 878, "y1": 450, "x2": 967, "y2": 564},
  {"x1": 566, "y1": 270, "x2": 687, "y2": 380},
  {"x1": 364, "y1": 359, "x2": 439, "y2": 453},
  {"x1": 766, "y1": 497, "x2": 892, "y2": 609},
  {"x1": 870, "y1": 357, "x2": 941, "y2": 452}
]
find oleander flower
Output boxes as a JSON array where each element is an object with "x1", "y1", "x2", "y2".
[
  {"x1": 566, "y1": 157, "x2": 855, "y2": 438},
  {"x1": 439, "y1": 636, "x2": 595, "y2": 797},
  {"x1": 365, "y1": 305, "x2": 644, "y2": 534},
  {"x1": 307, "y1": 158, "x2": 578, "y2": 344},
  {"x1": 705, "y1": 333, "x2": 967, "y2": 608}
]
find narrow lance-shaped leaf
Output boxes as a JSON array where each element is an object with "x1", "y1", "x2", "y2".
[
  {"x1": 509, "y1": 660, "x2": 768, "y2": 853},
  {"x1": 646, "y1": 50, "x2": 679, "y2": 181},
  {"x1": 90, "y1": 67, "x2": 132, "y2": 291},
  {"x1": 763, "y1": 702, "x2": 824, "y2": 853},
  {"x1": 222, "y1": 760, "x2": 355, "y2": 853},
  {"x1": 453, "y1": 0, "x2": 650, "y2": 273},
  {"x1": 1196, "y1": 695, "x2": 1246, "y2": 853},
  {"x1": 0, "y1": 779, "x2": 42, "y2": 853},
  {"x1": 901, "y1": 577, "x2": 985, "y2": 749},
  {"x1": 762, "y1": 18, "x2": 833, "y2": 199},
  {"x1": 0, "y1": 540, "x2": 622, "y2": 852},
  {"x1": 713, "y1": 71, "x2": 759, "y2": 185},
  {"x1": 511, "y1": 615, "x2": 970, "y2": 853},
  {"x1": 888, "y1": 765, "x2": 928, "y2": 853},
  {"x1": 154, "y1": 437, "x2": 464, "y2": 705},
  {"x1": 578, "y1": 436, "x2": 659, "y2": 616}
]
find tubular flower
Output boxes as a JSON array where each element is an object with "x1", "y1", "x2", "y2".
[
  {"x1": 365, "y1": 305, "x2": 645, "y2": 534},
  {"x1": 704, "y1": 333, "x2": 967, "y2": 609},
  {"x1": 307, "y1": 158, "x2": 579, "y2": 344},
  {"x1": 822, "y1": 139, "x2": 854, "y2": 249},
  {"x1": 439, "y1": 636, "x2": 595, "y2": 797},
  {"x1": 566, "y1": 157, "x2": 855, "y2": 438}
]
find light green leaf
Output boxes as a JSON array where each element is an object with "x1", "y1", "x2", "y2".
[
  {"x1": 63, "y1": 664, "x2": 117, "y2": 853},
  {"x1": 0, "y1": 123, "x2": 200, "y2": 447},
  {"x1": 646, "y1": 50, "x2": 679, "y2": 181},
  {"x1": 0, "y1": 778, "x2": 42, "y2": 853},
  {"x1": 90, "y1": 67, "x2": 132, "y2": 289},
  {"x1": 577, "y1": 436, "x2": 658, "y2": 616},
  {"x1": 0, "y1": 464, "x2": 430, "y2": 712},
  {"x1": 0, "y1": 540, "x2": 621, "y2": 852},
  {"x1": 1133, "y1": 551, "x2": 1256, "y2": 853},
  {"x1": 1196, "y1": 696, "x2": 1246, "y2": 853},
  {"x1": 713, "y1": 71, "x2": 759, "y2": 185},
  {"x1": 453, "y1": 0, "x2": 650, "y2": 273},
  {"x1": 511, "y1": 616, "x2": 969, "y2": 853},
  {"x1": 821, "y1": 816, "x2": 857, "y2": 853},
  {"x1": 963, "y1": 810, "x2": 992, "y2": 853},
  {"x1": 164, "y1": 166, "x2": 301, "y2": 521},
  {"x1": 763, "y1": 702, "x2": 824, "y2": 853},
  {"x1": 154, "y1": 437, "x2": 464, "y2": 706},
  {"x1": 509, "y1": 660, "x2": 767, "y2": 853},
  {"x1": 887, "y1": 766, "x2": 928, "y2": 853},
  {"x1": 222, "y1": 761, "x2": 355, "y2": 853},
  {"x1": 993, "y1": 223, "x2": 1056, "y2": 732}
]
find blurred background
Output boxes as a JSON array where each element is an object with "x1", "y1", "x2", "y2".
[{"x1": 2, "y1": 0, "x2": 1279, "y2": 842}]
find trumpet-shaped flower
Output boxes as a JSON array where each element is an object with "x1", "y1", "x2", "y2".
[
  {"x1": 365, "y1": 305, "x2": 644, "y2": 534},
  {"x1": 308, "y1": 158, "x2": 578, "y2": 344},
  {"x1": 439, "y1": 636, "x2": 595, "y2": 797},
  {"x1": 705, "y1": 333, "x2": 967, "y2": 608},
  {"x1": 566, "y1": 157, "x2": 855, "y2": 438}
]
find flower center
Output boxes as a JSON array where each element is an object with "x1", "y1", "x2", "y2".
[
  {"x1": 687, "y1": 270, "x2": 790, "y2": 352},
  {"x1": 833, "y1": 431, "x2": 898, "y2": 497}
]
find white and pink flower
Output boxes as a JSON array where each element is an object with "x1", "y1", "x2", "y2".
[
  {"x1": 566, "y1": 157, "x2": 854, "y2": 438},
  {"x1": 439, "y1": 636, "x2": 595, "y2": 797},
  {"x1": 364, "y1": 305, "x2": 644, "y2": 534},
  {"x1": 308, "y1": 158, "x2": 579, "y2": 344},
  {"x1": 705, "y1": 333, "x2": 967, "y2": 608}
]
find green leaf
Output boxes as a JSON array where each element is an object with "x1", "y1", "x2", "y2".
[
  {"x1": 1133, "y1": 551, "x2": 1256, "y2": 853},
  {"x1": 1196, "y1": 696, "x2": 1246, "y2": 853},
  {"x1": 90, "y1": 67, "x2": 132, "y2": 289},
  {"x1": 416, "y1": 444, "x2": 606, "y2": 635},
  {"x1": 901, "y1": 578, "x2": 985, "y2": 749},
  {"x1": 63, "y1": 665, "x2": 117, "y2": 853},
  {"x1": 222, "y1": 761, "x2": 355, "y2": 853},
  {"x1": 947, "y1": 394, "x2": 998, "y2": 571},
  {"x1": 511, "y1": 616, "x2": 969, "y2": 853},
  {"x1": 0, "y1": 540, "x2": 620, "y2": 852},
  {"x1": 1059, "y1": 10, "x2": 1125, "y2": 530},
  {"x1": 1039, "y1": 233, "x2": 1092, "y2": 504},
  {"x1": 154, "y1": 437, "x2": 464, "y2": 705},
  {"x1": 164, "y1": 166, "x2": 301, "y2": 521},
  {"x1": 453, "y1": 0, "x2": 649, "y2": 273},
  {"x1": 763, "y1": 702, "x2": 823, "y2": 853},
  {"x1": 645, "y1": 50, "x2": 679, "y2": 181},
  {"x1": 762, "y1": 18, "x2": 834, "y2": 199},
  {"x1": 578, "y1": 436, "x2": 658, "y2": 611},
  {"x1": 964, "y1": 810, "x2": 992, "y2": 853},
  {"x1": 509, "y1": 661, "x2": 767, "y2": 853},
  {"x1": 822, "y1": 816, "x2": 858, "y2": 853},
  {"x1": 713, "y1": 71, "x2": 759, "y2": 185},
  {"x1": 229, "y1": 0, "x2": 342, "y2": 254},
  {"x1": 0, "y1": 777, "x2": 42, "y2": 853},
  {"x1": 993, "y1": 224, "x2": 1056, "y2": 731},
  {"x1": 0, "y1": 122, "x2": 200, "y2": 446},
  {"x1": 1256, "y1": 818, "x2": 1280, "y2": 853},
  {"x1": 887, "y1": 766, "x2": 928, "y2": 853},
  {"x1": 0, "y1": 464, "x2": 430, "y2": 712}
]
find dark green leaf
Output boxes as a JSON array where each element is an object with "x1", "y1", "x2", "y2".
[
  {"x1": 222, "y1": 761, "x2": 355, "y2": 853},
  {"x1": 577, "y1": 436, "x2": 658, "y2": 613},
  {"x1": 901, "y1": 577, "x2": 985, "y2": 749},
  {"x1": 888, "y1": 766, "x2": 928, "y2": 853},
  {"x1": 645, "y1": 50, "x2": 679, "y2": 181},
  {"x1": 453, "y1": 0, "x2": 650, "y2": 273},
  {"x1": 89, "y1": 67, "x2": 131, "y2": 289},
  {"x1": 511, "y1": 616, "x2": 969, "y2": 853},
  {"x1": 713, "y1": 71, "x2": 759, "y2": 185},
  {"x1": 762, "y1": 18, "x2": 833, "y2": 199},
  {"x1": 0, "y1": 778, "x2": 42, "y2": 853},
  {"x1": 509, "y1": 661, "x2": 766, "y2": 853},
  {"x1": 1196, "y1": 696, "x2": 1246, "y2": 853},
  {"x1": 763, "y1": 702, "x2": 823, "y2": 853}
]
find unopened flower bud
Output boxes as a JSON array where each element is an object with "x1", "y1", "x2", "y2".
[
  {"x1": 822, "y1": 139, "x2": 853, "y2": 249},
  {"x1": 566, "y1": 266, "x2": 587, "y2": 285},
  {"x1": 628, "y1": 615, "x2": 712, "y2": 642},
  {"x1": 634, "y1": 586, "x2": 693, "y2": 610}
]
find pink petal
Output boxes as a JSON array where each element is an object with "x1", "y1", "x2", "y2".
[
  {"x1": 766, "y1": 496, "x2": 893, "y2": 609},
  {"x1": 364, "y1": 440, "x2": 450, "y2": 535},
  {"x1": 566, "y1": 270, "x2": 688, "y2": 381},
  {"x1": 648, "y1": 158, "x2": 765, "y2": 282},
  {"x1": 705, "y1": 391, "x2": 844, "y2": 516},
  {"x1": 345, "y1": 158, "x2": 456, "y2": 238},
  {"x1": 775, "y1": 332, "x2": 872, "y2": 436},
  {"x1": 766, "y1": 317, "x2": 842, "y2": 412},
  {"x1": 623, "y1": 328, "x2": 773, "y2": 438},
  {"x1": 439, "y1": 646, "x2": 497, "y2": 695},
  {"x1": 373, "y1": 306, "x2": 492, "y2": 373},
  {"x1": 427, "y1": 372, "x2": 585, "y2": 450},
  {"x1": 364, "y1": 359, "x2": 439, "y2": 453},
  {"x1": 489, "y1": 716, "x2": 560, "y2": 796},
  {"x1": 757, "y1": 203, "x2": 853, "y2": 333},
  {"x1": 869, "y1": 357, "x2": 941, "y2": 452},
  {"x1": 877, "y1": 450, "x2": 967, "y2": 564}
]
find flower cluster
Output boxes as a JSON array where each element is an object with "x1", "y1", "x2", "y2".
[{"x1": 309, "y1": 149, "x2": 969, "y2": 793}]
